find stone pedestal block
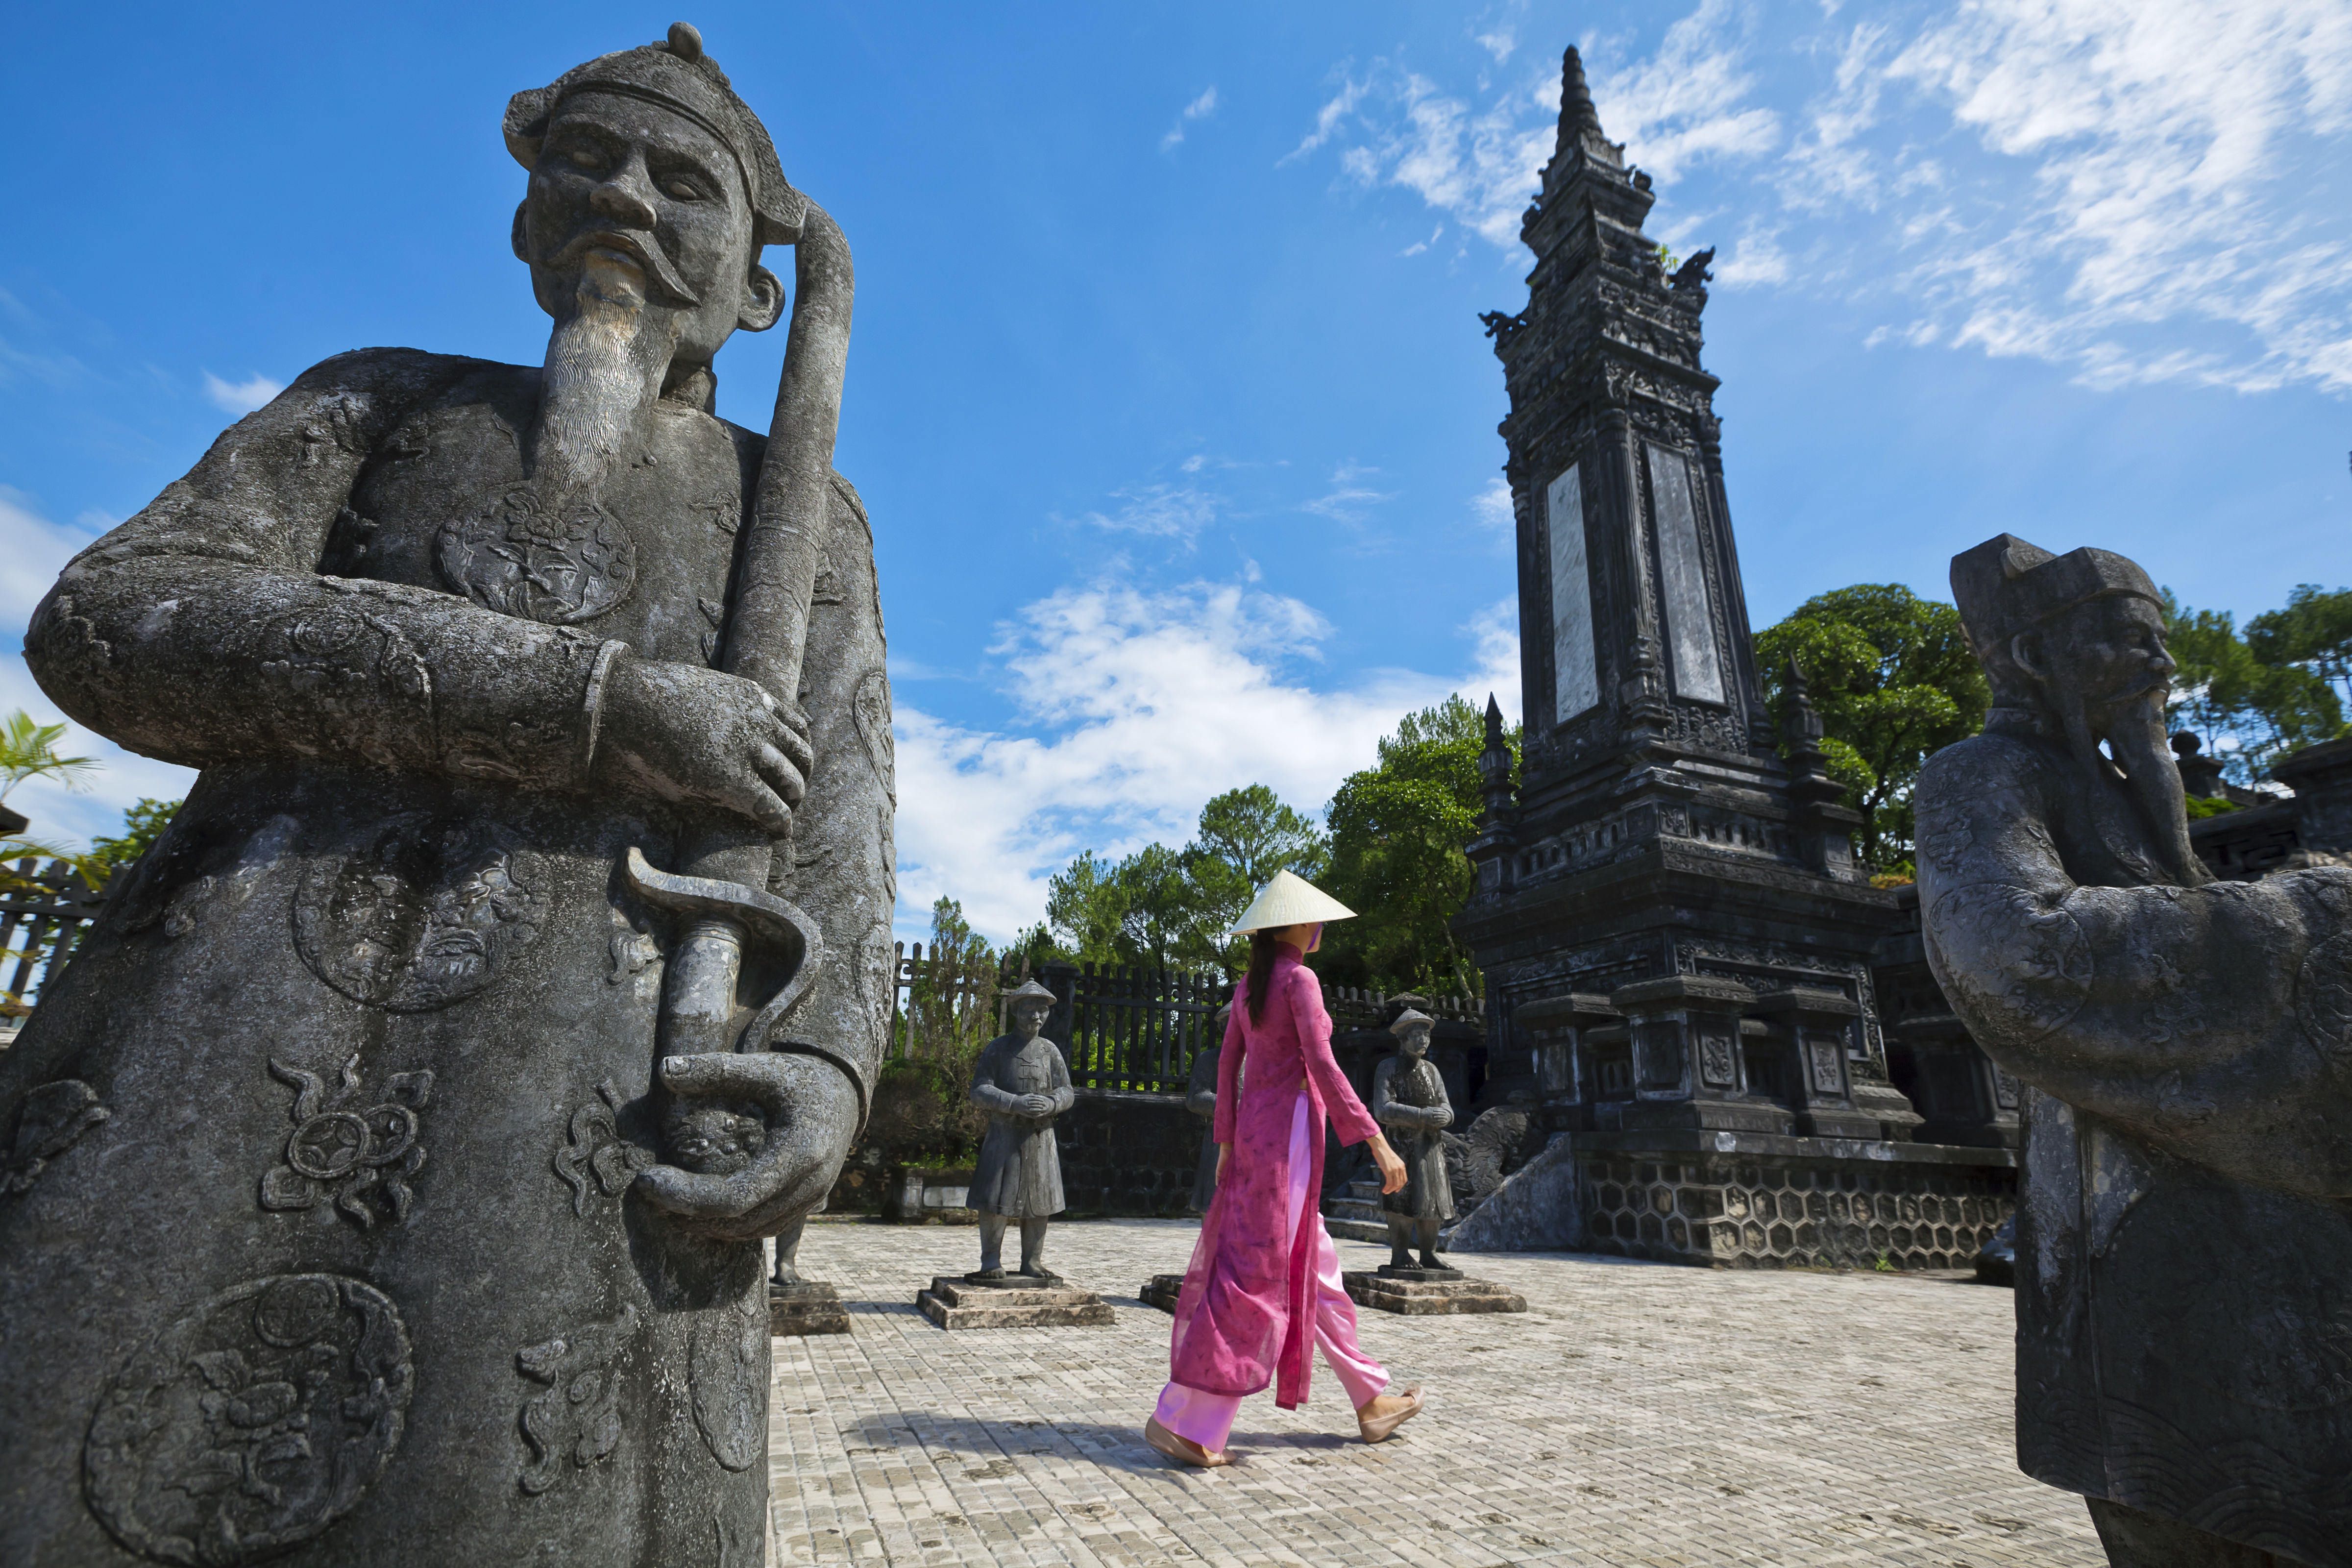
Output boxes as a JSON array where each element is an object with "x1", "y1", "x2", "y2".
[
  {"x1": 768, "y1": 1281, "x2": 851, "y2": 1337},
  {"x1": 1342, "y1": 1272, "x2": 1527, "y2": 1315},
  {"x1": 914, "y1": 1275, "x2": 1116, "y2": 1330},
  {"x1": 1140, "y1": 1273, "x2": 1183, "y2": 1312},
  {"x1": 1377, "y1": 1263, "x2": 1464, "y2": 1282}
]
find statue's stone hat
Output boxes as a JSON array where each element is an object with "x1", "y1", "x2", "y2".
[
  {"x1": 504, "y1": 22, "x2": 808, "y2": 247},
  {"x1": 1004, "y1": 979, "x2": 1058, "y2": 1007},
  {"x1": 1949, "y1": 533, "x2": 2162, "y2": 649},
  {"x1": 1388, "y1": 1008, "x2": 1435, "y2": 1037},
  {"x1": 1228, "y1": 870, "x2": 1356, "y2": 936}
]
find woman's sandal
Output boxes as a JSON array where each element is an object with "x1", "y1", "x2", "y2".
[
  {"x1": 1145, "y1": 1416, "x2": 1230, "y2": 1469},
  {"x1": 1356, "y1": 1385, "x2": 1423, "y2": 1444}
]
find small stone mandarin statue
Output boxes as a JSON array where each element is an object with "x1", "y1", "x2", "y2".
[
  {"x1": 1372, "y1": 1009, "x2": 1454, "y2": 1271},
  {"x1": 1917, "y1": 533, "x2": 2352, "y2": 1568},
  {"x1": 1185, "y1": 1004, "x2": 1230, "y2": 1213},
  {"x1": 967, "y1": 979, "x2": 1075, "y2": 1281}
]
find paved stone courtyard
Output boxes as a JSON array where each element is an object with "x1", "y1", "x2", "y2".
[{"x1": 765, "y1": 1217, "x2": 2106, "y2": 1568}]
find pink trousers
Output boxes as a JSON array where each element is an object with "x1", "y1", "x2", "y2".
[{"x1": 1153, "y1": 1093, "x2": 1388, "y2": 1451}]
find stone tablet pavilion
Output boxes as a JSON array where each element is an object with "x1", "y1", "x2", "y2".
[{"x1": 1452, "y1": 49, "x2": 2013, "y2": 1268}]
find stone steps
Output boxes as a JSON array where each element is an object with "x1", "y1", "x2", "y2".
[
  {"x1": 914, "y1": 1274, "x2": 1117, "y2": 1330},
  {"x1": 1139, "y1": 1274, "x2": 1183, "y2": 1313},
  {"x1": 1324, "y1": 1176, "x2": 1390, "y2": 1242}
]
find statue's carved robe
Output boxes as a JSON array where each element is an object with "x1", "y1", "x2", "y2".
[
  {"x1": 967, "y1": 1032, "x2": 1073, "y2": 1218},
  {"x1": 0, "y1": 349, "x2": 895, "y2": 1567},
  {"x1": 1372, "y1": 1054, "x2": 1453, "y2": 1222},
  {"x1": 1915, "y1": 719, "x2": 2352, "y2": 1565}
]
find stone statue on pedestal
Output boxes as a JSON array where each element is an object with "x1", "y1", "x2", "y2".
[
  {"x1": 966, "y1": 979, "x2": 1074, "y2": 1281},
  {"x1": 1917, "y1": 533, "x2": 2352, "y2": 1568},
  {"x1": 1186, "y1": 1003, "x2": 1230, "y2": 1213},
  {"x1": 1372, "y1": 1009, "x2": 1454, "y2": 1273},
  {"x1": 0, "y1": 25, "x2": 891, "y2": 1565}
]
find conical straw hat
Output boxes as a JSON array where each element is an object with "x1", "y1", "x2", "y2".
[{"x1": 1228, "y1": 870, "x2": 1356, "y2": 936}]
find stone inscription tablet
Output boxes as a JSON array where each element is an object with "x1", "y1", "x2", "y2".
[
  {"x1": 1547, "y1": 465, "x2": 1598, "y2": 722},
  {"x1": 1645, "y1": 443, "x2": 1724, "y2": 704}
]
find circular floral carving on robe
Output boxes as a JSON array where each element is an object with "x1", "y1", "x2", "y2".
[
  {"x1": 294, "y1": 816, "x2": 549, "y2": 1012},
  {"x1": 436, "y1": 483, "x2": 636, "y2": 625},
  {"x1": 2295, "y1": 932, "x2": 2352, "y2": 1068},
  {"x1": 84, "y1": 1274, "x2": 413, "y2": 1566}
]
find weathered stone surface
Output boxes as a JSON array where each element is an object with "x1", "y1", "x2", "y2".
[
  {"x1": 0, "y1": 25, "x2": 889, "y2": 1566},
  {"x1": 1918, "y1": 531, "x2": 2352, "y2": 1567},
  {"x1": 1341, "y1": 1271, "x2": 1526, "y2": 1316},
  {"x1": 769, "y1": 1281, "x2": 851, "y2": 1337},
  {"x1": 914, "y1": 1275, "x2": 1116, "y2": 1330},
  {"x1": 1444, "y1": 1132, "x2": 1586, "y2": 1253},
  {"x1": 1139, "y1": 1273, "x2": 1183, "y2": 1312}
]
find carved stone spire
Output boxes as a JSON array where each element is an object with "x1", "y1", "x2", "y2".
[{"x1": 1559, "y1": 46, "x2": 1603, "y2": 141}]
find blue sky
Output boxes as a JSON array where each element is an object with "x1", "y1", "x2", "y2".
[{"x1": 3, "y1": 0, "x2": 2348, "y2": 941}]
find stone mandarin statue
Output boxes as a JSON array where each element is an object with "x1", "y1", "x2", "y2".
[
  {"x1": 1185, "y1": 1003, "x2": 1231, "y2": 1213},
  {"x1": 1371, "y1": 1008, "x2": 1455, "y2": 1272},
  {"x1": 966, "y1": 979, "x2": 1076, "y2": 1281},
  {"x1": 1915, "y1": 534, "x2": 2352, "y2": 1568},
  {"x1": 0, "y1": 25, "x2": 894, "y2": 1567}
]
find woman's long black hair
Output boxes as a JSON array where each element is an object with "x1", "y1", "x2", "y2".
[{"x1": 1244, "y1": 931, "x2": 1280, "y2": 1025}]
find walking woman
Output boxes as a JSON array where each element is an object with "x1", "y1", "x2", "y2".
[{"x1": 1145, "y1": 871, "x2": 1425, "y2": 1467}]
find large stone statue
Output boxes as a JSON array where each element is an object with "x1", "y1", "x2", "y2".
[
  {"x1": 966, "y1": 979, "x2": 1075, "y2": 1280},
  {"x1": 1916, "y1": 533, "x2": 2352, "y2": 1568},
  {"x1": 1371, "y1": 1009, "x2": 1454, "y2": 1272},
  {"x1": 0, "y1": 25, "x2": 894, "y2": 1567}
]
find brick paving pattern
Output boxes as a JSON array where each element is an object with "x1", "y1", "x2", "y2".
[{"x1": 766, "y1": 1217, "x2": 2105, "y2": 1568}]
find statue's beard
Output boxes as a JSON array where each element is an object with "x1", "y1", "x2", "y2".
[
  {"x1": 529, "y1": 252, "x2": 683, "y2": 497},
  {"x1": 2058, "y1": 686, "x2": 2205, "y2": 886}
]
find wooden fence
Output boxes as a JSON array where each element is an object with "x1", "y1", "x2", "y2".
[
  {"x1": 885, "y1": 947, "x2": 1486, "y2": 1097},
  {"x1": 1, "y1": 858, "x2": 106, "y2": 1025}
]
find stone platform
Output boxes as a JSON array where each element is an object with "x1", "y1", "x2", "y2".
[
  {"x1": 915, "y1": 1274, "x2": 1117, "y2": 1330},
  {"x1": 1138, "y1": 1273, "x2": 1182, "y2": 1312},
  {"x1": 769, "y1": 1280, "x2": 852, "y2": 1336},
  {"x1": 1342, "y1": 1267, "x2": 1527, "y2": 1315}
]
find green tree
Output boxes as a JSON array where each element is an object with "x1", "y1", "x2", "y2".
[
  {"x1": 2164, "y1": 590, "x2": 2344, "y2": 785},
  {"x1": 0, "y1": 711, "x2": 98, "y2": 808},
  {"x1": 1754, "y1": 585, "x2": 1988, "y2": 875},
  {"x1": 1319, "y1": 695, "x2": 1517, "y2": 997},
  {"x1": 2247, "y1": 584, "x2": 2352, "y2": 712},
  {"x1": 1044, "y1": 787, "x2": 1326, "y2": 976},
  {"x1": 869, "y1": 898, "x2": 999, "y2": 1164},
  {"x1": 90, "y1": 797, "x2": 182, "y2": 871},
  {"x1": 1181, "y1": 785, "x2": 1327, "y2": 974}
]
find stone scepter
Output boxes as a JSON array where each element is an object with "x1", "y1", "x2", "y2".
[{"x1": 1371, "y1": 1008, "x2": 1455, "y2": 1272}]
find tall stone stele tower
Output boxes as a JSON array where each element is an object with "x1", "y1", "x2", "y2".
[{"x1": 1452, "y1": 50, "x2": 2016, "y2": 1269}]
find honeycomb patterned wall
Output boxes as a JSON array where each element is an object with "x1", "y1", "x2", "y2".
[{"x1": 1578, "y1": 1156, "x2": 2015, "y2": 1270}]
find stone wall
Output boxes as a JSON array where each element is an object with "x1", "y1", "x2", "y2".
[{"x1": 1055, "y1": 1088, "x2": 1206, "y2": 1217}]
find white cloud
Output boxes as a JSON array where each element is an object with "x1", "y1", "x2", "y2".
[
  {"x1": 890, "y1": 579, "x2": 1513, "y2": 942},
  {"x1": 201, "y1": 370, "x2": 283, "y2": 414},
  {"x1": 1074, "y1": 481, "x2": 1217, "y2": 542},
  {"x1": 1476, "y1": 28, "x2": 1517, "y2": 65},
  {"x1": 1299, "y1": 464, "x2": 1396, "y2": 524},
  {"x1": 0, "y1": 487, "x2": 197, "y2": 851},
  {"x1": 1289, "y1": 0, "x2": 2352, "y2": 393},
  {"x1": 1281, "y1": 78, "x2": 1368, "y2": 165},
  {"x1": 1471, "y1": 476, "x2": 1515, "y2": 536},
  {"x1": 1399, "y1": 222, "x2": 1445, "y2": 257},
  {"x1": 1161, "y1": 85, "x2": 1220, "y2": 152}
]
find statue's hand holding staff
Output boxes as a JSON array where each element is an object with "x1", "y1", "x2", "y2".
[
  {"x1": 595, "y1": 655, "x2": 812, "y2": 833},
  {"x1": 634, "y1": 1052, "x2": 860, "y2": 1242}
]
